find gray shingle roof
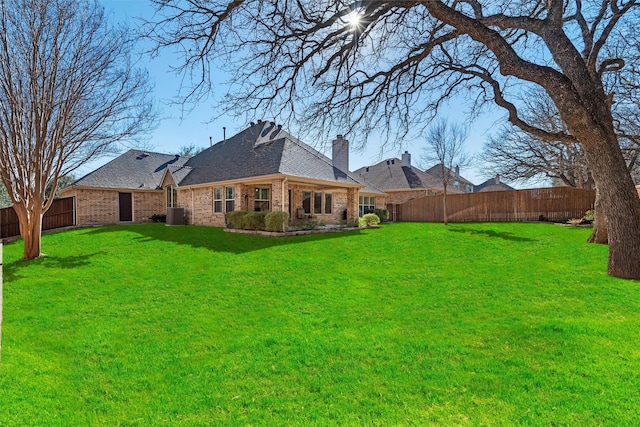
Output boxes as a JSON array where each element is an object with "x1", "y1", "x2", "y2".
[
  {"x1": 353, "y1": 158, "x2": 445, "y2": 192},
  {"x1": 72, "y1": 150, "x2": 191, "y2": 190},
  {"x1": 474, "y1": 177, "x2": 515, "y2": 192},
  {"x1": 70, "y1": 123, "x2": 384, "y2": 194},
  {"x1": 178, "y1": 122, "x2": 376, "y2": 190}
]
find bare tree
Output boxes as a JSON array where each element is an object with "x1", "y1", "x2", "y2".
[
  {"x1": 178, "y1": 144, "x2": 205, "y2": 157},
  {"x1": 422, "y1": 120, "x2": 468, "y2": 225},
  {"x1": 482, "y1": 128, "x2": 594, "y2": 188},
  {"x1": 147, "y1": 1, "x2": 640, "y2": 279},
  {"x1": 481, "y1": 88, "x2": 596, "y2": 189},
  {"x1": 0, "y1": 0, "x2": 155, "y2": 260}
]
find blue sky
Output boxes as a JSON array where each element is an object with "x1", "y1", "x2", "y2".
[{"x1": 91, "y1": 0, "x2": 506, "y2": 186}]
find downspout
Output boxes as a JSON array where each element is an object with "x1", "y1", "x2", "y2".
[
  {"x1": 191, "y1": 189, "x2": 194, "y2": 225},
  {"x1": 282, "y1": 177, "x2": 288, "y2": 231}
]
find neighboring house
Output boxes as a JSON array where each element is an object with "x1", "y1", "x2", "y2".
[
  {"x1": 424, "y1": 164, "x2": 475, "y2": 193},
  {"x1": 62, "y1": 121, "x2": 385, "y2": 227},
  {"x1": 354, "y1": 151, "x2": 455, "y2": 204},
  {"x1": 474, "y1": 175, "x2": 515, "y2": 192}
]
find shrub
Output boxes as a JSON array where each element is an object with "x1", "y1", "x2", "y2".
[
  {"x1": 242, "y1": 211, "x2": 267, "y2": 230},
  {"x1": 265, "y1": 211, "x2": 290, "y2": 232},
  {"x1": 298, "y1": 220, "x2": 319, "y2": 230},
  {"x1": 583, "y1": 209, "x2": 595, "y2": 222},
  {"x1": 359, "y1": 213, "x2": 380, "y2": 227},
  {"x1": 149, "y1": 214, "x2": 166, "y2": 223},
  {"x1": 226, "y1": 211, "x2": 249, "y2": 229},
  {"x1": 372, "y1": 208, "x2": 389, "y2": 222}
]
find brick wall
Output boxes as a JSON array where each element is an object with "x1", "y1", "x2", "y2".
[
  {"x1": 134, "y1": 192, "x2": 165, "y2": 222},
  {"x1": 176, "y1": 179, "x2": 391, "y2": 227},
  {"x1": 67, "y1": 188, "x2": 164, "y2": 225},
  {"x1": 346, "y1": 188, "x2": 359, "y2": 223},
  {"x1": 71, "y1": 188, "x2": 118, "y2": 225}
]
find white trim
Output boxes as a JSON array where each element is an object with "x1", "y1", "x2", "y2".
[{"x1": 176, "y1": 173, "x2": 364, "y2": 191}]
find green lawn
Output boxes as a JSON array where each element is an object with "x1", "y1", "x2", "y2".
[{"x1": 1, "y1": 222, "x2": 639, "y2": 425}]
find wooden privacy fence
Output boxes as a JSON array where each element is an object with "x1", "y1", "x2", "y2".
[
  {"x1": 0, "y1": 197, "x2": 75, "y2": 239},
  {"x1": 388, "y1": 187, "x2": 595, "y2": 223}
]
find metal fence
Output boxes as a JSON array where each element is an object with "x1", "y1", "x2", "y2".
[
  {"x1": 0, "y1": 197, "x2": 75, "y2": 239},
  {"x1": 387, "y1": 187, "x2": 595, "y2": 223}
]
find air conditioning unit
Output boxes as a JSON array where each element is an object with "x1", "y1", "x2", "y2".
[{"x1": 166, "y1": 207, "x2": 185, "y2": 226}]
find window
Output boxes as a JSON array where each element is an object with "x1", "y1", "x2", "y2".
[
  {"x1": 254, "y1": 187, "x2": 270, "y2": 211},
  {"x1": 302, "y1": 191, "x2": 312, "y2": 214},
  {"x1": 166, "y1": 186, "x2": 177, "y2": 208},
  {"x1": 301, "y1": 190, "x2": 333, "y2": 216},
  {"x1": 314, "y1": 192, "x2": 322, "y2": 214},
  {"x1": 324, "y1": 193, "x2": 332, "y2": 214},
  {"x1": 225, "y1": 186, "x2": 235, "y2": 213},
  {"x1": 214, "y1": 187, "x2": 223, "y2": 213},
  {"x1": 359, "y1": 195, "x2": 375, "y2": 216}
]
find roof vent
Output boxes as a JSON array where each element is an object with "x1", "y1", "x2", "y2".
[
  {"x1": 136, "y1": 152, "x2": 149, "y2": 160},
  {"x1": 261, "y1": 122, "x2": 274, "y2": 137},
  {"x1": 255, "y1": 121, "x2": 283, "y2": 146}
]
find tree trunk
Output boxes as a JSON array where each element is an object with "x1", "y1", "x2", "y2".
[
  {"x1": 13, "y1": 203, "x2": 44, "y2": 260},
  {"x1": 442, "y1": 182, "x2": 448, "y2": 226},
  {"x1": 582, "y1": 135, "x2": 640, "y2": 279},
  {"x1": 587, "y1": 187, "x2": 608, "y2": 244},
  {"x1": 1, "y1": 242, "x2": 3, "y2": 365}
]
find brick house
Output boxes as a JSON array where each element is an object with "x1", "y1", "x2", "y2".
[
  {"x1": 61, "y1": 121, "x2": 385, "y2": 226},
  {"x1": 353, "y1": 151, "x2": 457, "y2": 204},
  {"x1": 354, "y1": 152, "x2": 481, "y2": 205}
]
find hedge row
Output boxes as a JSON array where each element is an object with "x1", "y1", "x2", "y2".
[{"x1": 225, "y1": 211, "x2": 290, "y2": 232}]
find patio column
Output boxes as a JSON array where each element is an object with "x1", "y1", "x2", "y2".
[
  {"x1": 346, "y1": 187, "x2": 359, "y2": 224},
  {"x1": 271, "y1": 178, "x2": 284, "y2": 211}
]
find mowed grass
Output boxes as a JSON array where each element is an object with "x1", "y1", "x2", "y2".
[{"x1": 1, "y1": 222, "x2": 639, "y2": 425}]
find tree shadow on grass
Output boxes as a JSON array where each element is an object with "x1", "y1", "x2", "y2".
[
  {"x1": 4, "y1": 251, "x2": 104, "y2": 282},
  {"x1": 82, "y1": 224, "x2": 365, "y2": 255},
  {"x1": 448, "y1": 226, "x2": 538, "y2": 242}
]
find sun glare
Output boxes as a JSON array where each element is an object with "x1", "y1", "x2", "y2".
[{"x1": 345, "y1": 10, "x2": 362, "y2": 29}]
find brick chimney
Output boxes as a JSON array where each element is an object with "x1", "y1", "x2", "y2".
[
  {"x1": 332, "y1": 135, "x2": 349, "y2": 172},
  {"x1": 401, "y1": 151, "x2": 411, "y2": 168}
]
